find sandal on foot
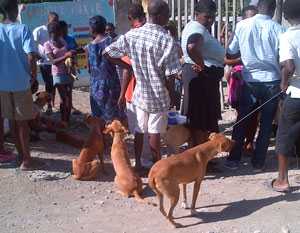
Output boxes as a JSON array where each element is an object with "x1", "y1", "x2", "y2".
[{"x1": 270, "y1": 179, "x2": 290, "y2": 193}]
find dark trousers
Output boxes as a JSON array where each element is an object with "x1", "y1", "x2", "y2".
[
  {"x1": 228, "y1": 81, "x2": 280, "y2": 166},
  {"x1": 276, "y1": 96, "x2": 300, "y2": 157},
  {"x1": 40, "y1": 65, "x2": 54, "y2": 95}
]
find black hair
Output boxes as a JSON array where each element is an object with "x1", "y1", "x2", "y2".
[
  {"x1": 48, "y1": 12, "x2": 59, "y2": 20},
  {"x1": 283, "y1": 0, "x2": 300, "y2": 21},
  {"x1": 59, "y1": 20, "x2": 68, "y2": 29},
  {"x1": 47, "y1": 21, "x2": 61, "y2": 35},
  {"x1": 242, "y1": 5, "x2": 258, "y2": 18},
  {"x1": 128, "y1": 3, "x2": 145, "y2": 20},
  {"x1": 195, "y1": 0, "x2": 217, "y2": 14},
  {"x1": 148, "y1": 0, "x2": 169, "y2": 17},
  {"x1": 0, "y1": 0, "x2": 18, "y2": 21},
  {"x1": 106, "y1": 22, "x2": 115, "y2": 29},
  {"x1": 164, "y1": 21, "x2": 178, "y2": 38},
  {"x1": 257, "y1": 0, "x2": 276, "y2": 11},
  {"x1": 89, "y1": 15, "x2": 107, "y2": 34}
]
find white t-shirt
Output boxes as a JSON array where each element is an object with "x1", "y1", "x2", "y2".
[
  {"x1": 228, "y1": 14, "x2": 285, "y2": 82},
  {"x1": 279, "y1": 25, "x2": 300, "y2": 98},
  {"x1": 33, "y1": 25, "x2": 50, "y2": 64},
  {"x1": 181, "y1": 20, "x2": 225, "y2": 68}
]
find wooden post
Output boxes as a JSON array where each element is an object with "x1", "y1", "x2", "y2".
[
  {"x1": 177, "y1": 0, "x2": 182, "y2": 37},
  {"x1": 225, "y1": 0, "x2": 229, "y2": 48},
  {"x1": 232, "y1": 0, "x2": 237, "y2": 31},
  {"x1": 217, "y1": 0, "x2": 225, "y2": 111},
  {"x1": 275, "y1": 0, "x2": 283, "y2": 23},
  {"x1": 171, "y1": 0, "x2": 175, "y2": 21},
  {"x1": 240, "y1": 0, "x2": 244, "y2": 12},
  {"x1": 191, "y1": 0, "x2": 195, "y2": 20},
  {"x1": 184, "y1": 0, "x2": 188, "y2": 25},
  {"x1": 217, "y1": 0, "x2": 222, "y2": 42}
]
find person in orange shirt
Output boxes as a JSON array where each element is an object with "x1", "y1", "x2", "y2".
[{"x1": 117, "y1": 3, "x2": 148, "y2": 172}]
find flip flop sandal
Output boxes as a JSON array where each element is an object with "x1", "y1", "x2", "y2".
[
  {"x1": 0, "y1": 151, "x2": 16, "y2": 163},
  {"x1": 270, "y1": 179, "x2": 291, "y2": 193}
]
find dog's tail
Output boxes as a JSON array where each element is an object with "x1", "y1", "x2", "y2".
[{"x1": 132, "y1": 190, "x2": 157, "y2": 206}]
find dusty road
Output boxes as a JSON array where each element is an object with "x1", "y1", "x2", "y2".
[{"x1": 0, "y1": 89, "x2": 300, "y2": 233}]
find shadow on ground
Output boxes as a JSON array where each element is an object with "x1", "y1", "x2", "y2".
[{"x1": 174, "y1": 191, "x2": 300, "y2": 228}]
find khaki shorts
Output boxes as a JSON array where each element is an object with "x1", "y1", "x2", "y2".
[
  {"x1": 134, "y1": 105, "x2": 168, "y2": 134},
  {"x1": 0, "y1": 89, "x2": 34, "y2": 121}
]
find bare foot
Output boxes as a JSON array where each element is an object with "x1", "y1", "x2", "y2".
[
  {"x1": 20, "y1": 159, "x2": 34, "y2": 171},
  {"x1": 271, "y1": 179, "x2": 290, "y2": 193}
]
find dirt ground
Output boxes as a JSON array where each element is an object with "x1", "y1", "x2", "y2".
[{"x1": 1, "y1": 88, "x2": 300, "y2": 233}]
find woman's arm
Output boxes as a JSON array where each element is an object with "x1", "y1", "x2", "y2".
[
  {"x1": 118, "y1": 68, "x2": 132, "y2": 108},
  {"x1": 47, "y1": 51, "x2": 73, "y2": 65},
  {"x1": 224, "y1": 57, "x2": 241, "y2": 66},
  {"x1": 186, "y1": 33, "x2": 205, "y2": 72}
]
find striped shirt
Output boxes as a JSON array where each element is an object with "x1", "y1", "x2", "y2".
[
  {"x1": 104, "y1": 23, "x2": 181, "y2": 113},
  {"x1": 228, "y1": 14, "x2": 285, "y2": 83}
]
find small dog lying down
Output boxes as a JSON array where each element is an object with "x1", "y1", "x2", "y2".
[
  {"x1": 104, "y1": 120, "x2": 155, "y2": 205},
  {"x1": 148, "y1": 133, "x2": 234, "y2": 228},
  {"x1": 72, "y1": 115, "x2": 105, "y2": 181},
  {"x1": 29, "y1": 91, "x2": 51, "y2": 140}
]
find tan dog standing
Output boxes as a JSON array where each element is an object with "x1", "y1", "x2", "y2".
[
  {"x1": 72, "y1": 115, "x2": 105, "y2": 181},
  {"x1": 104, "y1": 120, "x2": 154, "y2": 205},
  {"x1": 163, "y1": 124, "x2": 210, "y2": 206},
  {"x1": 148, "y1": 133, "x2": 234, "y2": 228}
]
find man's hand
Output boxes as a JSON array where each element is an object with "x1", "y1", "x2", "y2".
[{"x1": 192, "y1": 64, "x2": 204, "y2": 73}]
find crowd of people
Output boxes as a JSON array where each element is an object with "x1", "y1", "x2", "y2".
[{"x1": 0, "y1": 0, "x2": 300, "y2": 191}]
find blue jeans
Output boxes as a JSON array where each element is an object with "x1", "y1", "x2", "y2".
[{"x1": 227, "y1": 81, "x2": 281, "y2": 167}]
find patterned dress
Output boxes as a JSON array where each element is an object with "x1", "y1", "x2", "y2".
[{"x1": 87, "y1": 37, "x2": 124, "y2": 122}]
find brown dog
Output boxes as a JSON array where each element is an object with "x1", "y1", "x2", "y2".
[
  {"x1": 163, "y1": 124, "x2": 209, "y2": 154},
  {"x1": 163, "y1": 124, "x2": 192, "y2": 154},
  {"x1": 29, "y1": 91, "x2": 51, "y2": 139},
  {"x1": 104, "y1": 120, "x2": 154, "y2": 205},
  {"x1": 72, "y1": 115, "x2": 105, "y2": 181},
  {"x1": 148, "y1": 133, "x2": 234, "y2": 228}
]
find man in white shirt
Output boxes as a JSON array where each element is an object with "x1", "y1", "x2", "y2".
[
  {"x1": 33, "y1": 12, "x2": 59, "y2": 113},
  {"x1": 271, "y1": 0, "x2": 300, "y2": 192},
  {"x1": 225, "y1": 0, "x2": 285, "y2": 171}
]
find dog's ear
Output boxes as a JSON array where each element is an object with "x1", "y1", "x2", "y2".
[
  {"x1": 219, "y1": 137, "x2": 234, "y2": 152},
  {"x1": 103, "y1": 124, "x2": 112, "y2": 135},
  {"x1": 209, "y1": 133, "x2": 217, "y2": 140},
  {"x1": 121, "y1": 126, "x2": 129, "y2": 134}
]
